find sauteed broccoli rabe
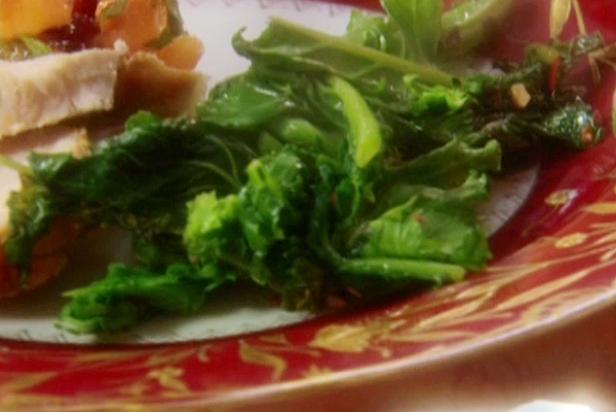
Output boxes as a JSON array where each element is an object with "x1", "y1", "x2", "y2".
[{"x1": 2, "y1": 0, "x2": 611, "y2": 333}]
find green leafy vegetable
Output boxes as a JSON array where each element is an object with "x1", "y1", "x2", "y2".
[
  {"x1": 331, "y1": 76, "x2": 383, "y2": 168},
  {"x1": 404, "y1": 76, "x2": 470, "y2": 116},
  {"x1": 19, "y1": 36, "x2": 52, "y2": 57},
  {"x1": 358, "y1": 172, "x2": 491, "y2": 270},
  {"x1": 147, "y1": 0, "x2": 186, "y2": 48},
  {"x1": 238, "y1": 150, "x2": 308, "y2": 257},
  {"x1": 338, "y1": 257, "x2": 465, "y2": 285},
  {"x1": 58, "y1": 263, "x2": 231, "y2": 333},
  {"x1": 182, "y1": 149, "x2": 327, "y2": 309},
  {"x1": 441, "y1": 0, "x2": 514, "y2": 54},
  {"x1": 6, "y1": 112, "x2": 257, "y2": 270},
  {"x1": 5, "y1": 184, "x2": 55, "y2": 276},
  {"x1": 233, "y1": 17, "x2": 454, "y2": 88},
  {"x1": 345, "y1": 10, "x2": 404, "y2": 56},
  {"x1": 1, "y1": 3, "x2": 608, "y2": 335},
  {"x1": 381, "y1": 0, "x2": 443, "y2": 62},
  {"x1": 184, "y1": 192, "x2": 243, "y2": 265},
  {"x1": 385, "y1": 139, "x2": 501, "y2": 189},
  {"x1": 0, "y1": 37, "x2": 51, "y2": 61},
  {"x1": 200, "y1": 75, "x2": 291, "y2": 130}
]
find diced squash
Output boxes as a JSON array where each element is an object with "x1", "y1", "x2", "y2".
[
  {"x1": 0, "y1": 219, "x2": 80, "y2": 298},
  {"x1": 0, "y1": 0, "x2": 73, "y2": 40},
  {"x1": 95, "y1": 0, "x2": 168, "y2": 51},
  {"x1": 156, "y1": 35, "x2": 203, "y2": 70}
]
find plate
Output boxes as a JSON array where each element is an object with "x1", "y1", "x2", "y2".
[
  {"x1": 0, "y1": 0, "x2": 537, "y2": 345},
  {"x1": 1, "y1": 0, "x2": 616, "y2": 410}
]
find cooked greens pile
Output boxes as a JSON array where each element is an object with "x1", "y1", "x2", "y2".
[{"x1": 2, "y1": 0, "x2": 607, "y2": 333}]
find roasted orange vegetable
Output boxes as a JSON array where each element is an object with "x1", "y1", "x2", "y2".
[
  {"x1": 0, "y1": 0, "x2": 73, "y2": 40},
  {"x1": 95, "y1": 0, "x2": 168, "y2": 51},
  {"x1": 0, "y1": 219, "x2": 81, "y2": 298},
  {"x1": 156, "y1": 34, "x2": 203, "y2": 70}
]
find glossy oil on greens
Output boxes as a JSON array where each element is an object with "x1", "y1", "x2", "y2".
[{"x1": 2, "y1": 0, "x2": 607, "y2": 334}]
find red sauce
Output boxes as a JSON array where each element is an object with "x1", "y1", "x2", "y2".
[{"x1": 40, "y1": 0, "x2": 100, "y2": 52}]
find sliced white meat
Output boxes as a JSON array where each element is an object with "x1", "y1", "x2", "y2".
[{"x1": 0, "y1": 49, "x2": 122, "y2": 138}]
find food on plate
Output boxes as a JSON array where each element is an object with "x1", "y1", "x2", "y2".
[
  {"x1": 0, "y1": 0, "x2": 612, "y2": 334},
  {"x1": 0, "y1": 46, "x2": 204, "y2": 138},
  {"x1": 0, "y1": 127, "x2": 86, "y2": 296},
  {"x1": 0, "y1": 49, "x2": 121, "y2": 138},
  {"x1": 0, "y1": 0, "x2": 73, "y2": 40},
  {"x1": 115, "y1": 51, "x2": 206, "y2": 118},
  {"x1": 0, "y1": 0, "x2": 204, "y2": 134},
  {"x1": 0, "y1": 0, "x2": 204, "y2": 297}
]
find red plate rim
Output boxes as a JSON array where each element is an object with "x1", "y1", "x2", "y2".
[{"x1": 2, "y1": 0, "x2": 616, "y2": 410}]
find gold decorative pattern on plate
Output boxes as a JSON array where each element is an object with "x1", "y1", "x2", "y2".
[
  {"x1": 4, "y1": 5, "x2": 616, "y2": 404},
  {"x1": 147, "y1": 367, "x2": 190, "y2": 395},
  {"x1": 147, "y1": 349, "x2": 198, "y2": 368},
  {"x1": 585, "y1": 202, "x2": 616, "y2": 215},
  {"x1": 555, "y1": 232, "x2": 588, "y2": 248},
  {"x1": 309, "y1": 320, "x2": 405, "y2": 356},
  {"x1": 546, "y1": 189, "x2": 578, "y2": 206},
  {"x1": 0, "y1": 372, "x2": 56, "y2": 394},
  {"x1": 301, "y1": 364, "x2": 334, "y2": 379},
  {"x1": 239, "y1": 340, "x2": 288, "y2": 381}
]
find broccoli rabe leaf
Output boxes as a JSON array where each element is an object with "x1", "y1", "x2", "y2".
[
  {"x1": 441, "y1": 0, "x2": 514, "y2": 55},
  {"x1": 6, "y1": 112, "x2": 257, "y2": 270},
  {"x1": 404, "y1": 76, "x2": 470, "y2": 116},
  {"x1": 4, "y1": 183, "x2": 55, "y2": 273},
  {"x1": 358, "y1": 172, "x2": 491, "y2": 270},
  {"x1": 333, "y1": 173, "x2": 490, "y2": 295},
  {"x1": 233, "y1": 17, "x2": 453, "y2": 89},
  {"x1": 132, "y1": 234, "x2": 189, "y2": 271},
  {"x1": 58, "y1": 263, "x2": 232, "y2": 334},
  {"x1": 199, "y1": 75, "x2": 292, "y2": 130},
  {"x1": 269, "y1": 117, "x2": 341, "y2": 157},
  {"x1": 345, "y1": 10, "x2": 405, "y2": 57},
  {"x1": 30, "y1": 112, "x2": 248, "y2": 215},
  {"x1": 381, "y1": 0, "x2": 443, "y2": 62},
  {"x1": 338, "y1": 257, "x2": 466, "y2": 286},
  {"x1": 331, "y1": 76, "x2": 383, "y2": 169},
  {"x1": 238, "y1": 149, "x2": 309, "y2": 257},
  {"x1": 306, "y1": 157, "x2": 468, "y2": 295},
  {"x1": 200, "y1": 70, "x2": 347, "y2": 157},
  {"x1": 180, "y1": 149, "x2": 324, "y2": 309},
  {"x1": 3, "y1": 6, "x2": 607, "y2": 336},
  {"x1": 392, "y1": 77, "x2": 475, "y2": 144},
  {"x1": 184, "y1": 192, "x2": 244, "y2": 265},
  {"x1": 385, "y1": 139, "x2": 501, "y2": 189}
]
